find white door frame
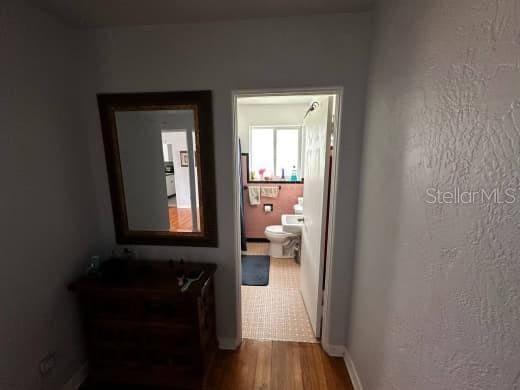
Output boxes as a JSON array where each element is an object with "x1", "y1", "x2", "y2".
[{"x1": 231, "y1": 87, "x2": 344, "y2": 354}]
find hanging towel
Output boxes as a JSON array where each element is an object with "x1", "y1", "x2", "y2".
[
  {"x1": 261, "y1": 186, "x2": 280, "y2": 198},
  {"x1": 248, "y1": 186, "x2": 261, "y2": 205}
]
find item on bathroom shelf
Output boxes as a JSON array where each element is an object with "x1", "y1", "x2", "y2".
[
  {"x1": 258, "y1": 168, "x2": 266, "y2": 180},
  {"x1": 281, "y1": 168, "x2": 285, "y2": 179},
  {"x1": 248, "y1": 186, "x2": 261, "y2": 205},
  {"x1": 290, "y1": 165, "x2": 298, "y2": 181},
  {"x1": 261, "y1": 186, "x2": 279, "y2": 198}
]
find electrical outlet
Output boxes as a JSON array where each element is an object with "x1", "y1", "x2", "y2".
[{"x1": 39, "y1": 353, "x2": 56, "y2": 377}]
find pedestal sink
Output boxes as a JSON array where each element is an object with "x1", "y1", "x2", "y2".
[{"x1": 282, "y1": 214, "x2": 303, "y2": 234}]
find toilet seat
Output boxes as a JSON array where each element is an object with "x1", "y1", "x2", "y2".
[{"x1": 265, "y1": 225, "x2": 295, "y2": 238}]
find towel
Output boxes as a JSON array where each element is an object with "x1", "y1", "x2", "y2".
[
  {"x1": 260, "y1": 186, "x2": 279, "y2": 198},
  {"x1": 248, "y1": 186, "x2": 261, "y2": 205}
]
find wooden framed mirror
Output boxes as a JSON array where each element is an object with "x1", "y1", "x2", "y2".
[{"x1": 97, "y1": 91, "x2": 218, "y2": 247}]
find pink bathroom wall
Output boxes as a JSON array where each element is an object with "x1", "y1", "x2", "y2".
[{"x1": 242, "y1": 155, "x2": 303, "y2": 239}]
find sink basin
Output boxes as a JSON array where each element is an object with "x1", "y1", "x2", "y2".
[
  {"x1": 282, "y1": 214, "x2": 303, "y2": 234},
  {"x1": 293, "y1": 204, "x2": 303, "y2": 214}
]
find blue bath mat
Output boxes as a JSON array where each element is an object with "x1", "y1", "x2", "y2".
[{"x1": 241, "y1": 255, "x2": 270, "y2": 286}]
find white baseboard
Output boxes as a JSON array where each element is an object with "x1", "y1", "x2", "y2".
[
  {"x1": 321, "y1": 341, "x2": 345, "y2": 357},
  {"x1": 218, "y1": 337, "x2": 240, "y2": 350},
  {"x1": 62, "y1": 363, "x2": 88, "y2": 390},
  {"x1": 343, "y1": 350, "x2": 363, "y2": 390}
]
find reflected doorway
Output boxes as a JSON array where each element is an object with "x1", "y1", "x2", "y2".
[{"x1": 161, "y1": 129, "x2": 200, "y2": 232}]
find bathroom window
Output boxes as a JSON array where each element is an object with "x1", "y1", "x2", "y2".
[{"x1": 250, "y1": 125, "x2": 301, "y2": 181}]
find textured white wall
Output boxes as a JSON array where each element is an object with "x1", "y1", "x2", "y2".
[
  {"x1": 163, "y1": 131, "x2": 197, "y2": 208},
  {"x1": 348, "y1": 0, "x2": 520, "y2": 389},
  {"x1": 82, "y1": 12, "x2": 372, "y2": 346},
  {"x1": 0, "y1": 1, "x2": 101, "y2": 389}
]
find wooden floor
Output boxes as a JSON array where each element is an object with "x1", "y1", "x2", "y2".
[
  {"x1": 80, "y1": 340, "x2": 353, "y2": 390},
  {"x1": 168, "y1": 207, "x2": 200, "y2": 232},
  {"x1": 206, "y1": 339, "x2": 354, "y2": 390}
]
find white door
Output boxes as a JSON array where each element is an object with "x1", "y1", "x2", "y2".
[{"x1": 300, "y1": 97, "x2": 332, "y2": 337}]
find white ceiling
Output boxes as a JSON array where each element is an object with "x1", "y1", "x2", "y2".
[{"x1": 30, "y1": 0, "x2": 373, "y2": 28}]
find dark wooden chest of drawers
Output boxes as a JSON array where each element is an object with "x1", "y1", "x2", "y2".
[{"x1": 70, "y1": 260, "x2": 217, "y2": 389}]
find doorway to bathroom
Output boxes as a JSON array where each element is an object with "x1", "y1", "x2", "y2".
[{"x1": 232, "y1": 89, "x2": 342, "y2": 345}]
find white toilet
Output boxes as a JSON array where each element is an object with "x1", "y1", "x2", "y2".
[{"x1": 264, "y1": 225, "x2": 297, "y2": 258}]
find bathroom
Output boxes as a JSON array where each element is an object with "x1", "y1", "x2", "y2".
[{"x1": 236, "y1": 92, "x2": 339, "y2": 342}]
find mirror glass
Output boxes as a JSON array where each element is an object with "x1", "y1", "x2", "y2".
[{"x1": 115, "y1": 109, "x2": 202, "y2": 233}]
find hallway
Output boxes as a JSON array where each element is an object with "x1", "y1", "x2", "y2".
[
  {"x1": 80, "y1": 340, "x2": 354, "y2": 390},
  {"x1": 207, "y1": 339, "x2": 354, "y2": 389},
  {"x1": 242, "y1": 243, "x2": 316, "y2": 343}
]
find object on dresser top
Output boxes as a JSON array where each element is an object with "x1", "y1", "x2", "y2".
[
  {"x1": 97, "y1": 257, "x2": 130, "y2": 281},
  {"x1": 260, "y1": 185, "x2": 280, "y2": 198},
  {"x1": 69, "y1": 260, "x2": 217, "y2": 389}
]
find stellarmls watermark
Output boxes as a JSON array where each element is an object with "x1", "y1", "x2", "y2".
[{"x1": 425, "y1": 187, "x2": 517, "y2": 204}]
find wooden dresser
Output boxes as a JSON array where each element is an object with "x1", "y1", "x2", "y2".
[{"x1": 70, "y1": 260, "x2": 217, "y2": 389}]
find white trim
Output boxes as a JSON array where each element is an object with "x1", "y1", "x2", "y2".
[
  {"x1": 321, "y1": 342, "x2": 345, "y2": 357},
  {"x1": 232, "y1": 86, "x2": 344, "y2": 347},
  {"x1": 218, "y1": 337, "x2": 241, "y2": 350},
  {"x1": 319, "y1": 88, "x2": 344, "y2": 350},
  {"x1": 344, "y1": 350, "x2": 364, "y2": 390},
  {"x1": 61, "y1": 363, "x2": 88, "y2": 390},
  {"x1": 232, "y1": 87, "x2": 343, "y2": 98},
  {"x1": 231, "y1": 92, "x2": 243, "y2": 343}
]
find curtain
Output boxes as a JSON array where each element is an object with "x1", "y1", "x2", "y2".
[{"x1": 239, "y1": 139, "x2": 247, "y2": 251}]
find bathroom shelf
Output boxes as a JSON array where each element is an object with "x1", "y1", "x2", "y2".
[{"x1": 243, "y1": 185, "x2": 282, "y2": 189}]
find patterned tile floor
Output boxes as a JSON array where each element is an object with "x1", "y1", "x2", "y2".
[{"x1": 242, "y1": 243, "x2": 317, "y2": 343}]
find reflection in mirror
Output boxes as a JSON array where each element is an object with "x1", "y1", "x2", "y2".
[
  {"x1": 98, "y1": 91, "x2": 217, "y2": 247},
  {"x1": 115, "y1": 109, "x2": 201, "y2": 233}
]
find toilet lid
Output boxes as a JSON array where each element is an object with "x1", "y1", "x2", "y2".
[{"x1": 265, "y1": 225, "x2": 293, "y2": 236}]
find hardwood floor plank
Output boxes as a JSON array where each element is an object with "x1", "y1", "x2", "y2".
[
  {"x1": 318, "y1": 346, "x2": 354, "y2": 390},
  {"x1": 271, "y1": 341, "x2": 303, "y2": 390},
  {"x1": 288, "y1": 342, "x2": 304, "y2": 390},
  {"x1": 84, "y1": 341, "x2": 354, "y2": 390},
  {"x1": 252, "y1": 340, "x2": 272, "y2": 390},
  {"x1": 299, "y1": 343, "x2": 329, "y2": 390},
  {"x1": 205, "y1": 348, "x2": 232, "y2": 389},
  {"x1": 168, "y1": 207, "x2": 200, "y2": 232},
  {"x1": 218, "y1": 340, "x2": 259, "y2": 389},
  {"x1": 238, "y1": 340, "x2": 260, "y2": 389}
]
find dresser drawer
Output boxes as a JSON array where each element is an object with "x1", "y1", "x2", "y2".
[
  {"x1": 70, "y1": 261, "x2": 217, "y2": 389},
  {"x1": 90, "y1": 359, "x2": 198, "y2": 388},
  {"x1": 90, "y1": 342, "x2": 197, "y2": 366},
  {"x1": 88, "y1": 320, "x2": 197, "y2": 351},
  {"x1": 138, "y1": 295, "x2": 193, "y2": 323},
  {"x1": 81, "y1": 291, "x2": 137, "y2": 320}
]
